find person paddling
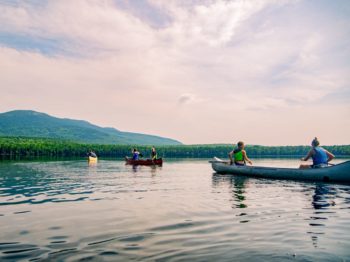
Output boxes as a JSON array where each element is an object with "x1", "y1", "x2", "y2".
[
  {"x1": 229, "y1": 141, "x2": 253, "y2": 166},
  {"x1": 151, "y1": 146, "x2": 157, "y2": 160},
  {"x1": 300, "y1": 137, "x2": 334, "y2": 169},
  {"x1": 132, "y1": 148, "x2": 141, "y2": 160},
  {"x1": 88, "y1": 150, "x2": 97, "y2": 158}
]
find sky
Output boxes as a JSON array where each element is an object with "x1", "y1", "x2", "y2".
[{"x1": 0, "y1": 0, "x2": 349, "y2": 145}]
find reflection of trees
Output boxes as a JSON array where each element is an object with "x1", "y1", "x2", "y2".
[
  {"x1": 308, "y1": 184, "x2": 337, "y2": 248},
  {"x1": 0, "y1": 163, "x2": 92, "y2": 205},
  {"x1": 0, "y1": 164, "x2": 50, "y2": 201},
  {"x1": 212, "y1": 174, "x2": 249, "y2": 209}
]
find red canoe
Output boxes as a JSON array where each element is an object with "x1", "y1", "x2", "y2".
[{"x1": 125, "y1": 157, "x2": 163, "y2": 166}]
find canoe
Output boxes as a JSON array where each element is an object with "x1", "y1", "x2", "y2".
[
  {"x1": 125, "y1": 157, "x2": 163, "y2": 166},
  {"x1": 88, "y1": 156, "x2": 98, "y2": 162},
  {"x1": 209, "y1": 157, "x2": 350, "y2": 183}
]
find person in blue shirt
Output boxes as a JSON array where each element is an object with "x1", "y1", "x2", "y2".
[
  {"x1": 299, "y1": 137, "x2": 334, "y2": 169},
  {"x1": 132, "y1": 148, "x2": 142, "y2": 160}
]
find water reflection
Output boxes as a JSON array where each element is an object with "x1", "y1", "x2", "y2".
[
  {"x1": 126, "y1": 164, "x2": 161, "y2": 176},
  {"x1": 212, "y1": 173, "x2": 345, "y2": 250},
  {"x1": 1, "y1": 160, "x2": 350, "y2": 261},
  {"x1": 0, "y1": 163, "x2": 92, "y2": 205},
  {"x1": 212, "y1": 174, "x2": 249, "y2": 209},
  {"x1": 308, "y1": 184, "x2": 337, "y2": 248},
  {"x1": 150, "y1": 165, "x2": 158, "y2": 177},
  {"x1": 132, "y1": 165, "x2": 138, "y2": 173},
  {"x1": 88, "y1": 161, "x2": 97, "y2": 167},
  {"x1": 312, "y1": 184, "x2": 336, "y2": 210}
]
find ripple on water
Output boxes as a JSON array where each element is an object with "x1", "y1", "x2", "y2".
[
  {"x1": 49, "y1": 241, "x2": 67, "y2": 244},
  {"x1": 0, "y1": 243, "x2": 46, "y2": 261},
  {"x1": 19, "y1": 230, "x2": 30, "y2": 235},
  {"x1": 48, "y1": 226, "x2": 62, "y2": 230},
  {"x1": 87, "y1": 237, "x2": 118, "y2": 246},
  {"x1": 47, "y1": 235, "x2": 68, "y2": 240},
  {"x1": 1, "y1": 160, "x2": 350, "y2": 261},
  {"x1": 13, "y1": 210, "x2": 31, "y2": 214},
  {"x1": 99, "y1": 251, "x2": 119, "y2": 256}
]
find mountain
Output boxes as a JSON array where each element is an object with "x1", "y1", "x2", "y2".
[{"x1": 0, "y1": 110, "x2": 182, "y2": 145}]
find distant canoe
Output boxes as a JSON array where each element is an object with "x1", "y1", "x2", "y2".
[
  {"x1": 88, "y1": 156, "x2": 98, "y2": 162},
  {"x1": 125, "y1": 157, "x2": 163, "y2": 166},
  {"x1": 209, "y1": 157, "x2": 350, "y2": 183}
]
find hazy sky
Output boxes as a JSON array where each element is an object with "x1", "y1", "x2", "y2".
[{"x1": 0, "y1": 0, "x2": 349, "y2": 145}]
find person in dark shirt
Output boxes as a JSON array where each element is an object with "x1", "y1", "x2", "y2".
[{"x1": 151, "y1": 146, "x2": 157, "y2": 160}]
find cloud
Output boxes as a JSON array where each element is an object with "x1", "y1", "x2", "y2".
[
  {"x1": 178, "y1": 94, "x2": 194, "y2": 105},
  {"x1": 0, "y1": 0, "x2": 157, "y2": 56},
  {"x1": 0, "y1": 0, "x2": 349, "y2": 145},
  {"x1": 177, "y1": 93, "x2": 205, "y2": 105}
]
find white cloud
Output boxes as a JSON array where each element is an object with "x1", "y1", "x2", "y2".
[{"x1": 0, "y1": 0, "x2": 349, "y2": 145}]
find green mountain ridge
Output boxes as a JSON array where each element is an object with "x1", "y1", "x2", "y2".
[{"x1": 0, "y1": 110, "x2": 182, "y2": 145}]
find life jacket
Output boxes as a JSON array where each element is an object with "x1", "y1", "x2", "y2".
[
  {"x1": 234, "y1": 149, "x2": 244, "y2": 162},
  {"x1": 151, "y1": 151, "x2": 157, "y2": 160},
  {"x1": 312, "y1": 147, "x2": 328, "y2": 166}
]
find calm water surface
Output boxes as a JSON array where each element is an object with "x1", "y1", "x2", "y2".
[{"x1": 0, "y1": 158, "x2": 350, "y2": 261}]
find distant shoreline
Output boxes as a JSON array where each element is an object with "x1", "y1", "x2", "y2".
[{"x1": 1, "y1": 136, "x2": 349, "y2": 159}]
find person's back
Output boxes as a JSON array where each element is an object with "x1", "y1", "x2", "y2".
[
  {"x1": 300, "y1": 137, "x2": 334, "y2": 169},
  {"x1": 312, "y1": 146, "x2": 328, "y2": 166},
  {"x1": 229, "y1": 141, "x2": 252, "y2": 166},
  {"x1": 132, "y1": 149, "x2": 140, "y2": 160},
  {"x1": 233, "y1": 148, "x2": 244, "y2": 165},
  {"x1": 151, "y1": 147, "x2": 157, "y2": 160},
  {"x1": 88, "y1": 151, "x2": 97, "y2": 158}
]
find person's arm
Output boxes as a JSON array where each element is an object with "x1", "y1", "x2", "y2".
[
  {"x1": 242, "y1": 150, "x2": 253, "y2": 165},
  {"x1": 228, "y1": 151, "x2": 234, "y2": 165},
  {"x1": 325, "y1": 150, "x2": 335, "y2": 163},
  {"x1": 301, "y1": 149, "x2": 314, "y2": 161}
]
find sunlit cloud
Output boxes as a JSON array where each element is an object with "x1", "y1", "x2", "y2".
[{"x1": 0, "y1": 0, "x2": 349, "y2": 145}]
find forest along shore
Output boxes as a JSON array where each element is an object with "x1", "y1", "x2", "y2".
[{"x1": 0, "y1": 137, "x2": 349, "y2": 159}]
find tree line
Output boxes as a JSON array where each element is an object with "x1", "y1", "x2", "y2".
[{"x1": 1, "y1": 136, "x2": 349, "y2": 159}]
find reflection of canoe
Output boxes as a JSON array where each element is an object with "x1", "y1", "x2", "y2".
[
  {"x1": 209, "y1": 157, "x2": 350, "y2": 183},
  {"x1": 125, "y1": 157, "x2": 163, "y2": 166},
  {"x1": 88, "y1": 156, "x2": 98, "y2": 162}
]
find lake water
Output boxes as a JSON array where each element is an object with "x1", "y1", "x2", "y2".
[{"x1": 1, "y1": 158, "x2": 350, "y2": 261}]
